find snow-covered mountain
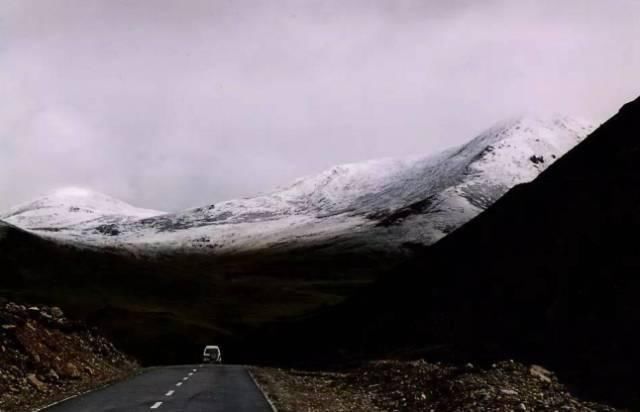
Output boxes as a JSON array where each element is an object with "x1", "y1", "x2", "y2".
[
  {"x1": 1, "y1": 116, "x2": 594, "y2": 253},
  {"x1": 1, "y1": 187, "x2": 164, "y2": 232}
]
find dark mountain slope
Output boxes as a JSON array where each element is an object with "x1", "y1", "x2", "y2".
[
  {"x1": 0, "y1": 218, "x2": 399, "y2": 365},
  {"x1": 255, "y1": 97, "x2": 640, "y2": 407},
  {"x1": 386, "y1": 96, "x2": 640, "y2": 352}
]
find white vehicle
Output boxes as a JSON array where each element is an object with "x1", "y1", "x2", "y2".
[{"x1": 202, "y1": 345, "x2": 222, "y2": 363}]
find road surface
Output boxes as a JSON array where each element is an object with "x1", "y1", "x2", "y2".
[{"x1": 43, "y1": 365, "x2": 274, "y2": 412}]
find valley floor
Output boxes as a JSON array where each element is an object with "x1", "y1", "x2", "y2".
[{"x1": 252, "y1": 360, "x2": 621, "y2": 412}]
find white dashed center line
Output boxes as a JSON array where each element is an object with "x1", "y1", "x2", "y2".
[
  {"x1": 150, "y1": 401, "x2": 163, "y2": 409},
  {"x1": 164, "y1": 369, "x2": 200, "y2": 400}
]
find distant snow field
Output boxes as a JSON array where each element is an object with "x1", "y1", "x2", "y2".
[{"x1": 1, "y1": 116, "x2": 594, "y2": 254}]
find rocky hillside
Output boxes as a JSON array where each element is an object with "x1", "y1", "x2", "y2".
[{"x1": 0, "y1": 299, "x2": 137, "y2": 412}]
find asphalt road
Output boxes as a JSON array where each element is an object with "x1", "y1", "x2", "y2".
[{"x1": 43, "y1": 365, "x2": 274, "y2": 412}]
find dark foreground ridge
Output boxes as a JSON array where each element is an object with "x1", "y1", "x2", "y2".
[{"x1": 253, "y1": 96, "x2": 640, "y2": 409}]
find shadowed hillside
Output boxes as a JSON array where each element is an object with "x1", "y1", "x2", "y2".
[{"x1": 0, "y1": 220, "x2": 398, "y2": 365}]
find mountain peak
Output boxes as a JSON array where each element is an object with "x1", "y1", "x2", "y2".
[
  {"x1": 480, "y1": 114, "x2": 593, "y2": 139},
  {"x1": 44, "y1": 186, "x2": 136, "y2": 209},
  {"x1": 495, "y1": 113, "x2": 590, "y2": 127},
  {"x1": 49, "y1": 186, "x2": 104, "y2": 199},
  {"x1": 1, "y1": 187, "x2": 164, "y2": 230}
]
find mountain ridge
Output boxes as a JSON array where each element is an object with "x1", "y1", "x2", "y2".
[{"x1": 2, "y1": 116, "x2": 593, "y2": 254}]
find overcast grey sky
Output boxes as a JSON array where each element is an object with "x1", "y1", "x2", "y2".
[{"x1": 1, "y1": 0, "x2": 639, "y2": 211}]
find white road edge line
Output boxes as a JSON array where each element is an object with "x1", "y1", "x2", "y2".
[
  {"x1": 165, "y1": 390, "x2": 175, "y2": 396},
  {"x1": 35, "y1": 370, "x2": 144, "y2": 411},
  {"x1": 176, "y1": 382, "x2": 183, "y2": 387},
  {"x1": 150, "y1": 401, "x2": 163, "y2": 409},
  {"x1": 35, "y1": 392, "x2": 88, "y2": 412},
  {"x1": 247, "y1": 368, "x2": 279, "y2": 412}
]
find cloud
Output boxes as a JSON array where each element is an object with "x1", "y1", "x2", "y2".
[{"x1": 1, "y1": 0, "x2": 639, "y2": 211}]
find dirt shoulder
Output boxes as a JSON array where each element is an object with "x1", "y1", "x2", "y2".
[
  {"x1": 252, "y1": 360, "x2": 622, "y2": 412},
  {"x1": 0, "y1": 299, "x2": 138, "y2": 412}
]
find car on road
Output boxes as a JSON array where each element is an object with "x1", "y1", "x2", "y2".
[{"x1": 203, "y1": 345, "x2": 222, "y2": 363}]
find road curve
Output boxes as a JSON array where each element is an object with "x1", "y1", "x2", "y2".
[{"x1": 43, "y1": 364, "x2": 273, "y2": 412}]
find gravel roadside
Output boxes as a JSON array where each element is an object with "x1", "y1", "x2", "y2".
[{"x1": 252, "y1": 359, "x2": 622, "y2": 412}]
